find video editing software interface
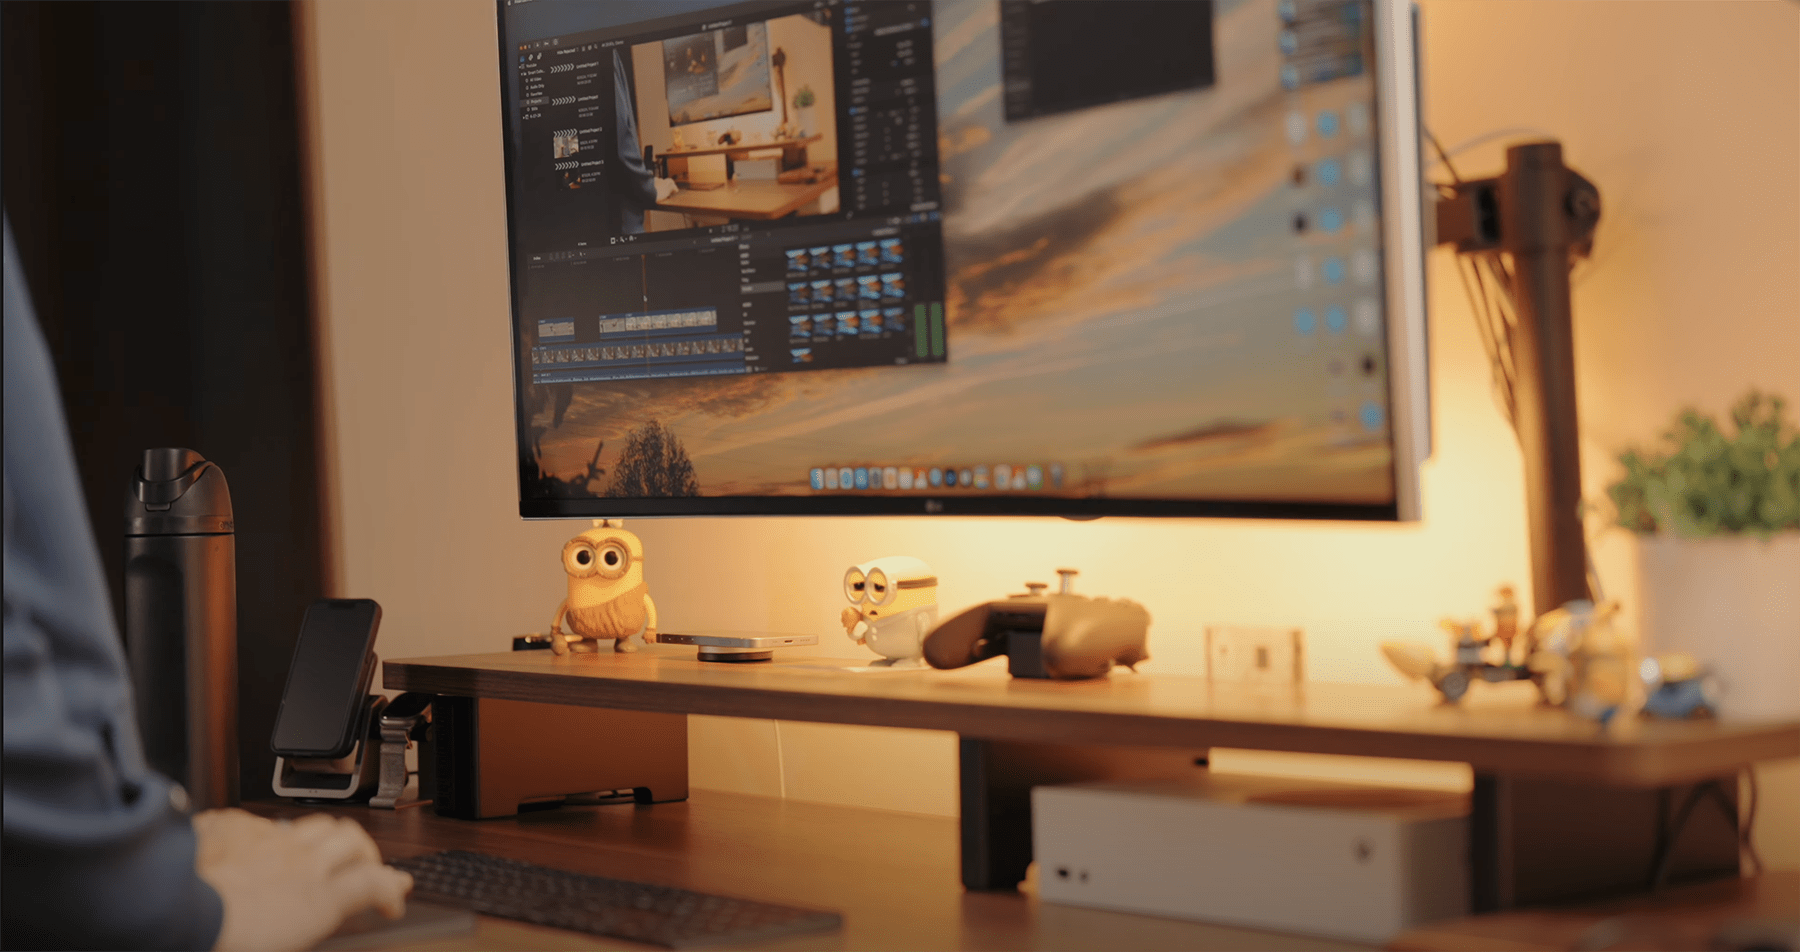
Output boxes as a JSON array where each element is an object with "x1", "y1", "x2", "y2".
[{"x1": 504, "y1": 0, "x2": 1399, "y2": 509}]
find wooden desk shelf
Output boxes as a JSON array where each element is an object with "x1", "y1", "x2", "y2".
[
  {"x1": 659, "y1": 133, "x2": 822, "y2": 161},
  {"x1": 385, "y1": 648, "x2": 1800, "y2": 910}
]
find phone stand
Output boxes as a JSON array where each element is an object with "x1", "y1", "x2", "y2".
[{"x1": 272, "y1": 694, "x2": 386, "y2": 802}]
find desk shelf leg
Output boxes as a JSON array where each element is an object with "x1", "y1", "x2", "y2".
[
  {"x1": 958, "y1": 737, "x2": 1205, "y2": 891},
  {"x1": 1470, "y1": 773, "x2": 1742, "y2": 912}
]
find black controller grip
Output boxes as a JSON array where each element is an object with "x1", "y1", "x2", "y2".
[{"x1": 923, "y1": 599, "x2": 1048, "y2": 669}]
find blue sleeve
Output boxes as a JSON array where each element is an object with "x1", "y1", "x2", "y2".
[
  {"x1": 614, "y1": 48, "x2": 660, "y2": 207},
  {"x1": 3, "y1": 219, "x2": 225, "y2": 951}
]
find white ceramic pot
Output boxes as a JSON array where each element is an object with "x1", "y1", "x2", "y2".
[
  {"x1": 1636, "y1": 533, "x2": 1800, "y2": 719},
  {"x1": 795, "y1": 105, "x2": 815, "y2": 138}
]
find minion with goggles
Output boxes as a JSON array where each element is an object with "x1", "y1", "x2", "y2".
[
  {"x1": 840, "y1": 556, "x2": 939, "y2": 666},
  {"x1": 551, "y1": 519, "x2": 658, "y2": 654}
]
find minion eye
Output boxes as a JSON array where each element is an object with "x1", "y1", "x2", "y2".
[
  {"x1": 853, "y1": 581, "x2": 866, "y2": 592},
  {"x1": 595, "y1": 541, "x2": 630, "y2": 579},
  {"x1": 564, "y1": 540, "x2": 600, "y2": 577},
  {"x1": 866, "y1": 568, "x2": 895, "y2": 606}
]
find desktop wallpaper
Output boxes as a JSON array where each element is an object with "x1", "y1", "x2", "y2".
[{"x1": 527, "y1": 0, "x2": 1396, "y2": 504}]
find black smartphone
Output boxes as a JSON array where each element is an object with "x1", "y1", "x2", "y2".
[{"x1": 271, "y1": 598, "x2": 382, "y2": 759}]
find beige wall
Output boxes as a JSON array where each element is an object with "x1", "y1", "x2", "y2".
[{"x1": 295, "y1": 0, "x2": 1798, "y2": 861}]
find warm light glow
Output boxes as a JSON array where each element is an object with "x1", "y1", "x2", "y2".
[{"x1": 299, "y1": 0, "x2": 1796, "y2": 866}]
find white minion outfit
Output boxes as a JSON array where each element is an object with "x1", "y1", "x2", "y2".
[{"x1": 842, "y1": 556, "x2": 939, "y2": 663}]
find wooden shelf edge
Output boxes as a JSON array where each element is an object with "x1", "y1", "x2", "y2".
[{"x1": 384, "y1": 656, "x2": 1799, "y2": 786}]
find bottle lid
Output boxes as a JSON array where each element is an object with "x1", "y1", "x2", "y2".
[{"x1": 126, "y1": 448, "x2": 234, "y2": 535}]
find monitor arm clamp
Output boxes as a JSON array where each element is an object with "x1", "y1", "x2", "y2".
[{"x1": 1434, "y1": 147, "x2": 1600, "y2": 260}]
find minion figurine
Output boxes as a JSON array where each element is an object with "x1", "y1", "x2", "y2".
[
  {"x1": 551, "y1": 519, "x2": 658, "y2": 654},
  {"x1": 840, "y1": 556, "x2": 938, "y2": 666}
]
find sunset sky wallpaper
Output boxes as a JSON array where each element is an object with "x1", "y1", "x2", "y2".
[{"x1": 530, "y1": 0, "x2": 1395, "y2": 503}]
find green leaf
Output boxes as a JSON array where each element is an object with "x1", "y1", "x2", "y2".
[{"x1": 1608, "y1": 388, "x2": 1800, "y2": 537}]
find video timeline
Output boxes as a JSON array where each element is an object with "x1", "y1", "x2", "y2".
[{"x1": 530, "y1": 307, "x2": 745, "y2": 383}]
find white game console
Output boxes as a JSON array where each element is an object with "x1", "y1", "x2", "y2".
[{"x1": 1032, "y1": 774, "x2": 1469, "y2": 944}]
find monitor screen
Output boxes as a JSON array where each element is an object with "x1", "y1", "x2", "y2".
[{"x1": 499, "y1": 0, "x2": 1426, "y2": 520}]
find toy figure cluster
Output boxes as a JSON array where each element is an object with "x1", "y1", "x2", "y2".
[
  {"x1": 1639, "y1": 652, "x2": 1717, "y2": 719},
  {"x1": 1381, "y1": 586, "x2": 1536, "y2": 703},
  {"x1": 1527, "y1": 600, "x2": 1633, "y2": 722},
  {"x1": 1381, "y1": 585, "x2": 1718, "y2": 721}
]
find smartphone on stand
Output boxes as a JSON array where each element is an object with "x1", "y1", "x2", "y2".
[{"x1": 271, "y1": 599, "x2": 382, "y2": 759}]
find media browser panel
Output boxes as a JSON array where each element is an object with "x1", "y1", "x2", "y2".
[
  {"x1": 505, "y1": 1, "x2": 947, "y2": 387},
  {"x1": 500, "y1": 0, "x2": 1421, "y2": 518}
]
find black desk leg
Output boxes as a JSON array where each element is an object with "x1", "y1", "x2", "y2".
[
  {"x1": 957, "y1": 737, "x2": 1205, "y2": 891},
  {"x1": 1470, "y1": 773, "x2": 1742, "y2": 912}
]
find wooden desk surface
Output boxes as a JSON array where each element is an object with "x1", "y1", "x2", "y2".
[
  {"x1": 252, "y1": 792, "x2": 1368, "y2": 952},
  {"x1": 384, "y1": 648, "x2": 1800, "y2": 787},
  {"x1": 1390, "y1": 869, "x2": 1798, "y2": 951},
  {"x1": 653, "y1": 178, "x2": 836, "y2": 220}
]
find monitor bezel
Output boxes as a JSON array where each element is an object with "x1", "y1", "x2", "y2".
[{"x1": 498, "y1": 0, "x2": 1428, "y2": 524}]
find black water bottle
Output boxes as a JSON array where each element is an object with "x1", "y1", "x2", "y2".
[{"x1": 125, "y1": 448, "x2": 238, "y2": 808}]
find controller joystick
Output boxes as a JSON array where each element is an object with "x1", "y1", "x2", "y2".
[{"x1": 923, "y1": 568, "x2": 1150, "y2": 680}]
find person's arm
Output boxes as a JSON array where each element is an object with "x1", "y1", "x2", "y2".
[
  {"x1": 3, "y1": 219, "x2": 405, "y2": 951},
  {"x1": 3, "y1": 220, "x2": 225, "y2": 950},
  {"x1": 613, "y1": 48, "x2": 662, "y2": 207}
]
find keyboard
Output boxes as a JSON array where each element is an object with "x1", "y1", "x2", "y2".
[{"x1": 388, "y1": 849, "x2": 844, "y2": 949}]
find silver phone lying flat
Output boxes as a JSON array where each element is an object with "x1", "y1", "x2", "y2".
[
  {"x1": 658, "y1": 631, "x2": 818, "y2": 648},
  {"x1": 658, "y1": 630, "x2": 817, "y2": 663}
]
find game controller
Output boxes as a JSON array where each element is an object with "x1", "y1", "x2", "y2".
[{"x1": 923, "y1": 569, "x2": 1150, "y2": 680}]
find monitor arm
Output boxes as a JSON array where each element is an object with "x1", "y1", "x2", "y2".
[{"x1": 1435, "y1": 141, "x2": 1603, "y2": 616}]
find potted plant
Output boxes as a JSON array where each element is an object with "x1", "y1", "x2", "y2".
[
  {"x1": 1609, "y1": 390, "x2": 1800, "y2": 718},
  {"x1": 791, "y1": 85, "x2": 816, "y2": 138}
]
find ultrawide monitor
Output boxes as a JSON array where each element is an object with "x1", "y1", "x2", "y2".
[{"x1": 499, "y1": 0, "x2": 1427, "y2": 520}]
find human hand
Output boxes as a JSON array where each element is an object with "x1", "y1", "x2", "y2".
[{"x1": 194, "y1": 809, "x2": 412, "y2": 952}]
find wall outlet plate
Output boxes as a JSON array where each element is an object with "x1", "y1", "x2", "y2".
[{"x1": 1206, "y1": 626, "x2": 1304, "y2": 684}]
